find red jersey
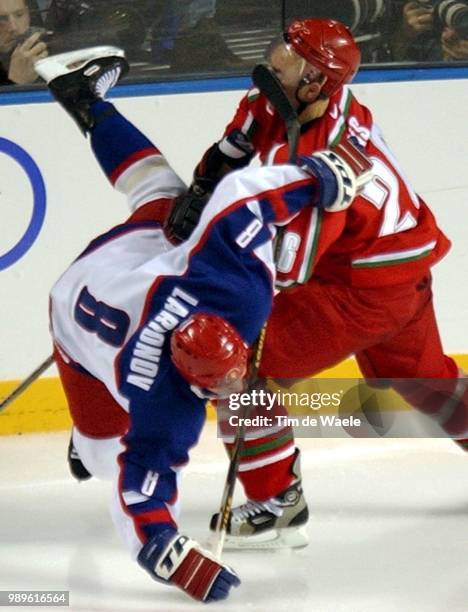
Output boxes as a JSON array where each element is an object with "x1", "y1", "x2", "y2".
[{"x1": 220, "y1": 86, "x2": 451, "y2": 288}]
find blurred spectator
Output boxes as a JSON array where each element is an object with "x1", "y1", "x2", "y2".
[
  {"x1": 441, "y1": 25, "x2": 468, "y2": 59},
  {"x1": 392, "y1": 1, "x2": 468, "y2": 61},
  {"x1": 44, "y1": 1, "x2": 146, "y2": 58},
  {"x1": 151, "y1": 0, "x2": 248, "y2": 72},
  {"x1": 0, "y1": 0, "x2": 48, "y2": 85},
  {"x1": 44, "y1": 1, "x2": 117, "y2": 52}
]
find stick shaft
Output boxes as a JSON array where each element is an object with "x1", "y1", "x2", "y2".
[
  {"x1": 0, "y1": 354, "x2": 54, "y2": 413},
  {"x1": 212, "y1": 66, "x2": 300, "y2": 558},
  {"x1": 252, "y1": 64, "x2": 300, "y2": 164},
  {"x1": 211, "y1": 316, "x2": 268, "y2": 557}
]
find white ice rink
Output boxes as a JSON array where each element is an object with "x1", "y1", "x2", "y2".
[{"x1": 1, "y1": 425, "x2": 467, "y2": 612}]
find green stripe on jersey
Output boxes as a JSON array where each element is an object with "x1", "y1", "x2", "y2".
[
  {"x1": 299, "y1": 209, "x2": 323, "y2": 283},
  {"x1": 328, "y1": 89, "x2": 352, "y2": 147},
  {"x1": 352, "y1": 248, "x2": 434, "y2": 268}
]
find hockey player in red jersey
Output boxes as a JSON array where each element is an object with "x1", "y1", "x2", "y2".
[
  {"x1": 168, "y1": 19, "x2": 468, "y2": 549},
  {"x1": 35, "y1": 45, "x2": 372, "y2": 602}
]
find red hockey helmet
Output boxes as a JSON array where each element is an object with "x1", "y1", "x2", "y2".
[
  {"x1": 285, "y1": 19, "x2": 361, "y2": 97},
  {"x1": 171, "y1": 313, "x2": 249, "y2": 393}
]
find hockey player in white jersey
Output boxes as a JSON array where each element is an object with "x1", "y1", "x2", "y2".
[{"x1": 35, "y1": 47, "x2": 371, "y2": 603}]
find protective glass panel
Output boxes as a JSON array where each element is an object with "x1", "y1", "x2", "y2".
[{"x1": 0, "y1": 0, "x2": 466, "y2": 91}]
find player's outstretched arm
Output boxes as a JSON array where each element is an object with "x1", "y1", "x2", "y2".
[
  {"x1": 205, "y1": 139, "x2": 373, "y2": 228},
  {"x1": 168, "y1": 136, "x2": 372, "y2": 242}
]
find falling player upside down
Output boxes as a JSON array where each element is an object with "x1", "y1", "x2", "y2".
[{"x1": 35, "y1": 47, "x2": 371, "y2": 603}]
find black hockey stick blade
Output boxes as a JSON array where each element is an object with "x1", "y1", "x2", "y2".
[
  {"x1": 252, "y1": 63, "x2": 297, "y2": 125},
  {"x1": 252, "y1": 63, "x2": 300, "y2": 162}
]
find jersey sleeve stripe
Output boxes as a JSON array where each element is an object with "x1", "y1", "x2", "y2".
[
  {"x1": 328, "y1": 88, "x2": 352, "y2": 148},
  {"x1": 297, "y1": 208, "x2": 323, "y2": 283},
  {"x1": 109, "y1": 148, "x2": 162, "y2": 185}
]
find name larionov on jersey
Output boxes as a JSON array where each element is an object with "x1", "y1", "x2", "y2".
[{"x1": 126, "y1": 287, "x2": 199, "y2": 391}]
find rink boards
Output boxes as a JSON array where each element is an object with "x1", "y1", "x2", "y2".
[
  {"x1": 1, "y1": 355, "x2": 468, "y2": 435},
  {"x1": 1, "y1": 78, "x2": 467, "y2": 435}
]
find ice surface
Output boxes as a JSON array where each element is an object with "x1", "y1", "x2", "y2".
[{"x1": 0, "y1": 426, "x2": 467, "y2": 612}]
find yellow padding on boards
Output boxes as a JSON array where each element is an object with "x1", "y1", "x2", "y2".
[
  {"x1": 1, "y1": 355, "x2": 467, "y2": 435},
  {"x1": 0, "y1": 377, "x2": 72, "y2": 435}
]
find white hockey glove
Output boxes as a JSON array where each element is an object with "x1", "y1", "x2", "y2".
[
  {"x1": 138, "y1": 529, "x2": 240, "y2": 602},
  {"x1": 298, "y1": 138, "x2": 373, "y2": 212}
]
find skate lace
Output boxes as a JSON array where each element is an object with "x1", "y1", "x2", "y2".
[
  {"x1": 232, "y1": 499, "x2": 282, "y2": 520},
  {"x1": 95, "y1": 66, "x2": 122, "y2": 98}
]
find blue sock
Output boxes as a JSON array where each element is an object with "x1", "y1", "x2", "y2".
[{"x1": 90, "y1": 101, "x2": 159, "y2": 182}]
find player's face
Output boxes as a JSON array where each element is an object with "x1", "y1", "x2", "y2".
[
  {"x1": 0, "y1": 0, "x2": 30, "y2": 53},
  {"x1": 268, "y1": 39, "x2": 322, "y2": 107}
]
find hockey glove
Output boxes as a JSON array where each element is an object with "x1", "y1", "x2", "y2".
[
  {"x1": 165, "y1": 190, "x2": 210, "y2": 243},
  {"x1": 298, "y1": 138, "x2": 373, "y2": 212},
  {"x1": 138, "y1": 529, "x2": 240, "y2": 603},
  {"x1": 167, "y1": 134, "x2": 254, "y2": 243}
]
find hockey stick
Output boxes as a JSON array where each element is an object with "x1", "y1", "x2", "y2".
[
  {"x1": 211, "y1": 327, "x2": 267, "y2": 559},
  {"x1": 0, "y1": 354, "x2": 54, "y2": 414},
  {"x1": 211, "y1": 66, "x2": 300, "y2": 559},
  {"x1": 252, "y1": 63, "x2": 300, "y2": 259}
]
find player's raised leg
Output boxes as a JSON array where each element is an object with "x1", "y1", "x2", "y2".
[
  {"x1": 35, "y1": 47, "x2": 186, "y2": 217},
  {"x1": 35, "y1": 46, "x2": 129, "y2": 134}
]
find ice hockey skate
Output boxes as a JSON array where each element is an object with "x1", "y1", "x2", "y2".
[
  {"x1": 34, "y1": 46, "x2": 129, "y2": 134},
  {"x1": 210, "y1": 451, "x2": 309, "y2": 549},
  {"x1": 67, "y1": 436, "x2": 92, "y2": 482}
]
